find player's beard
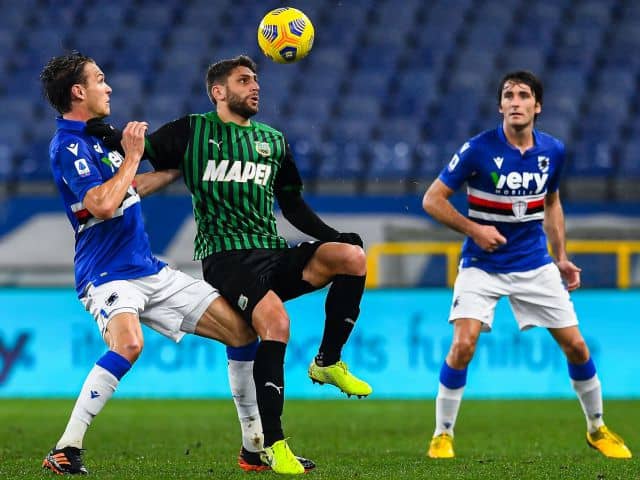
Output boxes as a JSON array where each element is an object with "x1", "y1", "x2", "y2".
[{"x1": 227, "y1": 91, "x2": 258, "y2": 119}]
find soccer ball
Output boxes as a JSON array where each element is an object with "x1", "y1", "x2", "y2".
[{"x1": 257, "y1": 7, "x2": 315, "y2": 63}]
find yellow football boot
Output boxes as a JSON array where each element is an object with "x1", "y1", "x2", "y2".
[
  {"x1": 308, "y1": 360, "x2": 372, "y2": 398},
  {"x1": 427, "y1": 433, "x2": 455, "y2": 459},
  {"x1": 260, "y1": 439, "x2": 305, "y2": 475},
  {"x1": 586, "y1": 426, "x2": 632, "y2": 459}
]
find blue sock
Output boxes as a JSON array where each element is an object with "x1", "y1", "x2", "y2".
[
  {"x1": 439, "y1": 362, "x2": 467, "y2": 389},
  {"x1": 568, "y1": 357, "x2": 596, "y2": 381},
  {"x1": 96, "y1": 350, "x2": 132, "y2": 380},
  {"x1": 227, "y1": 339, "x2": 259, "y2": 361}
]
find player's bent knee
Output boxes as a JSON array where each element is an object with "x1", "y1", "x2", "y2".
[
  {"x1": 345, "y1": 245, "x2": 367, "y2": 276},
  {"x1": 114, "y1": 340, "x2": 143, "y2": 363}
]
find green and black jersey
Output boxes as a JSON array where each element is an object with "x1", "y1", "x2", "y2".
[{"x1": 145, "y1": 111, "x2": 303, "y2": 259}]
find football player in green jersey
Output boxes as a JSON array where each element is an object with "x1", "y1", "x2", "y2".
[{"x1": 89, "y1": 55, "x2": 371, "y2": 474}]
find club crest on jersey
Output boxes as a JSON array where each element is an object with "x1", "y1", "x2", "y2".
[
  {"x1": 255, "y1": 141, "x2": 271, "y2": 157},
  {"x1": 512, "y1": 200, "x2": 528, "y2": 219},
  {"x1": 538, "y1": 156, "x2": 550, "y2": 173},
  {"x1": 238, "y1": 294, "x2": 249, "y2": 311}
]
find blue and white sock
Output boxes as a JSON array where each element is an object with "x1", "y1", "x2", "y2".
[
  {"x1": 56, "y1": 351, "x2": 131, "y2": 449},
  {"x1": 227, "y1": 340, "x2": 263, "y2": 452},
  {"x1": 434, "y1": 362, "x2": 467, "y2": 437},
  {"x1": 569, "y1": 357, "x2": 604, "y2": 433}
]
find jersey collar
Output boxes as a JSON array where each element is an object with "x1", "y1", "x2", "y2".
[
  {"x1": 497, "y1": 124, "x2": 541, "y2": 154},
  {"x1": 56, "y1": 117, "x2": 86, "y2": 132}
]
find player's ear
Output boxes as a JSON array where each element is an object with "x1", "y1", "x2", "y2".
[
  {"x1": 535, "y1": 102, "x2": 542, "y2": 115},
  {"x1": 212, "y1": 84, "x2": 225, "y2": 103},
  {"x1": 71, "y1": 83, "x2": 85, "y2": 101}
]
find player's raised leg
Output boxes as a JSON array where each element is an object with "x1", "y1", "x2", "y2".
[
  {"x1": 304, "y1": 242, "x2": 372, "y2": 397},
  {"x1": 550, "y1": 326, "x2": 632, "y2": 459},
  {"x1": 43, "y1": 312, "x2": 141, "y2": 475}
]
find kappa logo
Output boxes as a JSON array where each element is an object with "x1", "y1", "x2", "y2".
[
  {"x1": 493, "y1": 156, "x2": 504, "y2": 169},
  {"x1": 255, "y1": 141, "x2": 271, "y2": 157},
  {"x1": 66, "y1": 143, "x2": 79, "y2": 156},
  {"x1": 237, "y1": 294, "x2": 249, "y2": 311}
]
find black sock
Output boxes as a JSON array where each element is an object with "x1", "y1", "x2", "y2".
[
  {"x1": 253, "y1": 340, "x2": 286, "y2": 447},
  {"x1": 316, "y1": 274, "x2": 365, "y2": 366}
]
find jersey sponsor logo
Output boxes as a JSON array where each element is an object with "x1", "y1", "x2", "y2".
[
  {"x1": 491, "y1": 171, "x2": 549, "y2": 194},
  {"x1": 447, "y1": 154, "x2": 460, "y2": 172},
  {"x1": 255, "y1": 141, "x2": 271, "y2": 157},
  {"x1": 493, "y1": 156, "x2": 504, "y2": 169},
  {"x1": 74, "y1": 158, "x2": 90, "y2": 176},
  {"x1": 66, "y1": 143, "x2": 79, "y2": 156},
  {"x1": 101, "y1": 151, "x2": 124, "y2": 173},
  {"x1": 538, "y1": 156, "x2": 550, "y2": 173},
  {"x1": 202, "y1": 160, "x2": 272, "y2": 186}
]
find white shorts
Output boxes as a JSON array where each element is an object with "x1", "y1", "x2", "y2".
[
  {"x1": 448, "y1": 263, "x2": 578, "y2": 332},
  {"x1": 80, "y1": 266, "x2": 219, "y2": 342}
]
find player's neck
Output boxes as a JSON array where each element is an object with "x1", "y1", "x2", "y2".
[
  {"x1": 502, "y1": 122, "x2": 534, "y2": 154},
  {"x1": 63, "y1": 105, "x2": 91, "y2": 123},
  {"x1": 217, "y1": 106, "x2": 250, "y2": 127}
]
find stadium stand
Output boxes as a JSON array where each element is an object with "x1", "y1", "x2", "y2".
[{"x1": 0, "y1": 0, "x2": 638, "y2": 203}]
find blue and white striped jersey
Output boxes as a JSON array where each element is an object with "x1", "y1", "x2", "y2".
[
  {"x1": 438, "y1": 125, "x2": 566, "y2": 273},
  {"x1": 49, "y1": 117, "x2": 164, "y2": 296}
]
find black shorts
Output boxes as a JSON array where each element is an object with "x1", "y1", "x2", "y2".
[{"x1": 202, "y1": 241, "x2": 323, "y2": 323}]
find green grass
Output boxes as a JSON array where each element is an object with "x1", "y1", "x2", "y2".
[{"x1": 1, "y1": 399, "x2": 638, "y2": 479}]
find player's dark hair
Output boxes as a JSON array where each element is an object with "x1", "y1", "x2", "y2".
[
  {"x1": 497, "y1": 70, "x2": 544, "y2": 106},
  {"x1": 206, "y1": 55, "x2": 257, "y2": 104},
  {"x1": 40, "y1": 51, "x2": 94, "y2": 114}
]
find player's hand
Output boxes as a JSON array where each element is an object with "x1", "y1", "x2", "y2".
[
  {"x1": 556, "y1": 259, "x2": 582, "y2": 291},
  {"x1": 121, "y1": 121, "x2": 148, "y2": 161},
  {"x1": 85, "y1": 117, "x2": 122, "y2": 150},
  {"x1": 471, "y1": 224, "x2": 507, "y2": 252},
  {"x1": 335, "y1": 232, "x2": 364, "y2": 247}
]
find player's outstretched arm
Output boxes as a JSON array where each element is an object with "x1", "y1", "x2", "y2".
[
  {"x1": 134, "y1": 169, "x2": 181, "y2": 197},
  {"x1": 423, "y1": 178, "x2": 506, "y2": 252}
]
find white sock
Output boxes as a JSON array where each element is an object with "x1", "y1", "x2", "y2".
[
  {"x1": 571, "y1": 374, "x2": 604, "y2": 433},
  {"x1": 56, "y1": 364, "x2": 119, "y2": 449},
  {"x1": 433, "y1": 383, "x2": 465, "y2": 437},
  {"x1": 228, "y1": 359, "x2": 263, "y2": 452}
]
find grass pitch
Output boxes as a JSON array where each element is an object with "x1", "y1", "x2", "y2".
[{"x1": 1, "y1": 399, "x2": 638, "y2": 479}]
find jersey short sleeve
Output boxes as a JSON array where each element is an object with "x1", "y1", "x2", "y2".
[
  {"x1": 57, "y1": 138, "x2": 103, "y2": 202},
  {"x1": 546, "y1": 141, "x2": 566, "y2": 194},
  {"x1": 274, "y1": 140, "x2": 303, "y2": 194},
  {"x1": 438, "y1": 141, "x2": 477, "y2": 192},
  {"x1": 146, "y1": 116, "x2": 191, "y2": 170}
]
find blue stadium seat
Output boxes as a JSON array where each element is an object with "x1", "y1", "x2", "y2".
[
  {"x1": 375, "y1": 117, "x2": 424, "y2": 144},
  {"x1": 414, "y1": 142, "x2": 448, "y2": 179},
  {"x1": 366, "y1": 141, "x2": 414, "y2": 180},
  {"x1": 567, "y1": 140, "x2": 615, "y2": 177},
  {"x1": 337, "y1": 95, "x2": 381, "y2": 121},
  {"x1": 316, "y1": 141, "x2": 364, "y2": 180},
  {"x1": 617, "y1": 140, "x2": 640, "y2": 177},
  {"x1": 326, "y1": 119, "x2": 374, "y2": 143},
  {"x1": 290, "y1": 139, "x2": 317, "y2": 181}
]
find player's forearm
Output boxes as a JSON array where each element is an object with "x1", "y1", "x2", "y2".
[
  {"x1": 423, "y1": 192, "x2": 479, "y2": 238},
  {"x1": 84, "y1": 156, "x2": 140, "y2": 219},
  {"x1": 544, "y1": 201, "x2": 568, "y2": 262},
  {"x1": 135, "y1": 169, "x2": 181, "y2": 197}
]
